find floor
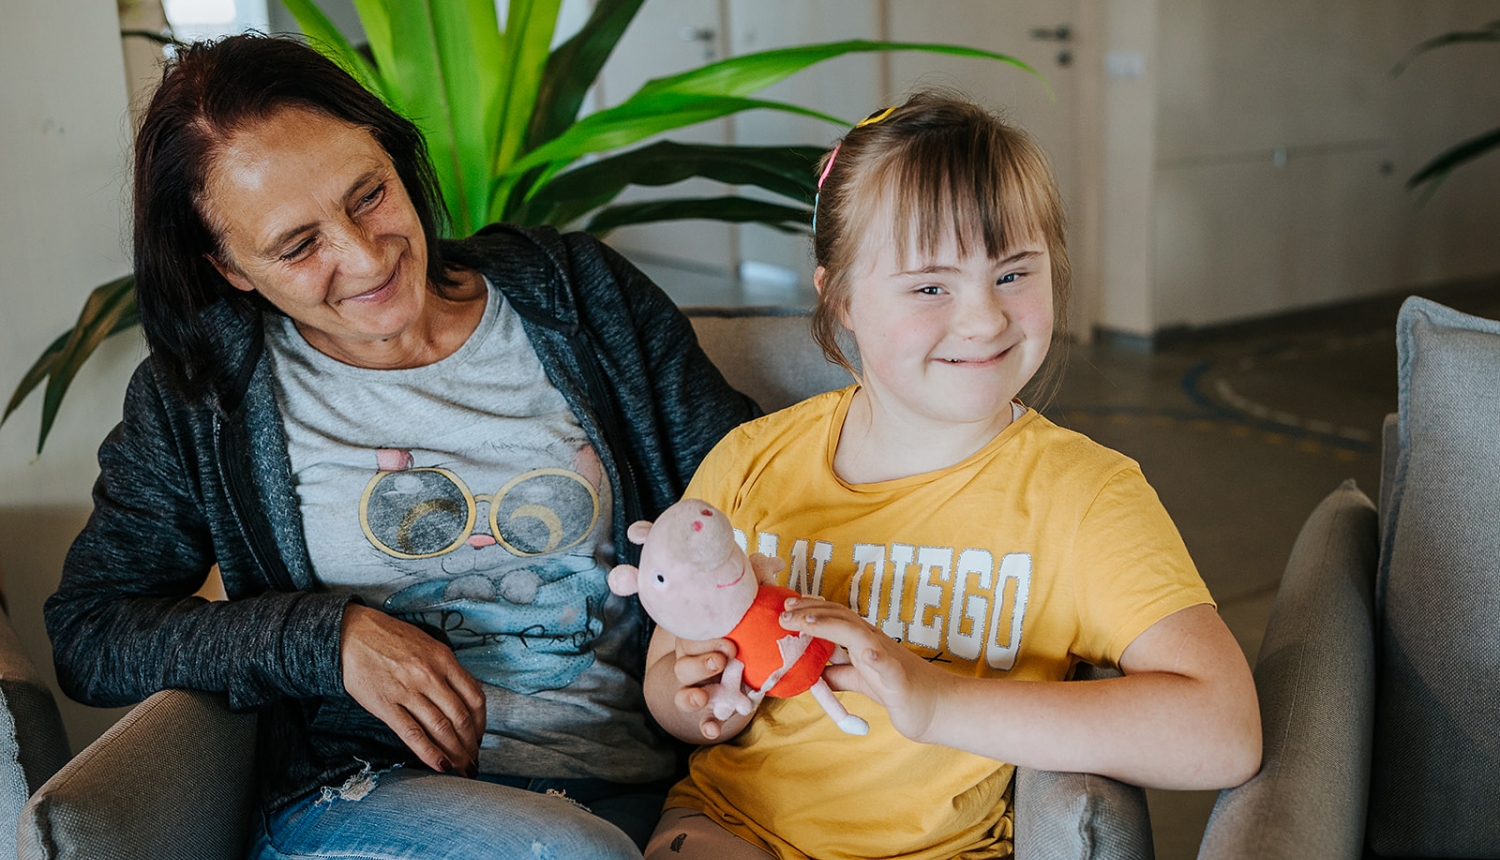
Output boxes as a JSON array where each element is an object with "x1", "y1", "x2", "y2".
[{"x1": 641, "y1": 254, "x2": 1500, "y2": 860}]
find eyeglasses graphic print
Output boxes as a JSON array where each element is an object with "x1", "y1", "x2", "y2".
[{"x1": 359, "y1": 466, "x2": 600, "y2": 560}]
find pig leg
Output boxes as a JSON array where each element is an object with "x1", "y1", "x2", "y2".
[{"x1": 809, "y1": 677, "x2": 868, "y2": 735}]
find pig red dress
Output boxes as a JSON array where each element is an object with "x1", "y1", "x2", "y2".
[{"x1": 725, "y1": 584, "x2": 836, "y2": 697}]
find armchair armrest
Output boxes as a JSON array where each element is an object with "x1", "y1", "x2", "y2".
[
  {"x1": 1015, "y1": 767, "x2": 1154, "y2": 860},
  {"x1": 19, "y1": 689, "x2": 258, "y2": 860},
  {"x1": 1014, "y1": 663, "x2": 1154, "y2": 860},
  {"x1": 1197, "y1": 479, "x2": 1378, "y2": 860}
]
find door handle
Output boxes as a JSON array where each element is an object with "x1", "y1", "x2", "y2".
[{"x1": 1029, "y1": 25, "x2": 1073, "y2": 42}]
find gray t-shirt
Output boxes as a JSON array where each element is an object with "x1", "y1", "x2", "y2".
[{"x1": 264, "y1": 287, "x2": 674, "y2": 782}]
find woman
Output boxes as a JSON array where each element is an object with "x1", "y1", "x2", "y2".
[{"x1": 45, "y1": 34, "x2": 757, "y2": 859}]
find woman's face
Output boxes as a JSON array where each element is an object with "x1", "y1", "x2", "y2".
[{"x1": 202, "y1": 106, "x2": 430, "y2": 359}]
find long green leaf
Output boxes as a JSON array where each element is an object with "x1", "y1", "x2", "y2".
[
  {"x1": 349, "y1": 1, "x2": 467, "y2": 234},
  {"x1": 531, "y1": 142, "x2": 823, "y2": 227},
  {"x1": 5, "y1": 278, "x2": 139, "y2": 451},
  {"x1": 36, "y1": 275, "x2": 137, "y2": 453},
  {"x1": 495, "y1": 0, "x2": 562, "y2": 186},
  {"x1": 496, "y1": 93, "x2": 845, "y2": 215},
  {"x1": 637, "y1": 39, "x2": 1044, "y2": 100},
  {"x1": 1408, "y1": 125, "x2": 1500, "y2": 190},
  {"x1": 281, "y1": 0, "x2": 389, "y2": 101},
  {"x1": 436, "y1": 0, "x2": 506, "y2": 236},
  {"x1": 585, "y1": 196, "x2": 811, "y2": 234},
  {"x1": 526, "y1": 0, "x2": 646, "y2": 150},
  {"x1": 500, "y1": 39, "x2": 1041, "y2": 217},
  {"x1": 3, "y1": 332, "x2": 68, "y2": 427},
  {"x1": 1392, "y1": 19, "x2": 1500, "y2": 76}
]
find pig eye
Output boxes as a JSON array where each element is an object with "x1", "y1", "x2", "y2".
[{"x1": 651, "y1": 570, "x2": 667, "y2": 590}]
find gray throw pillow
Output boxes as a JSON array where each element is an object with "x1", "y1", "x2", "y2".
[{"x1": 1367, "y1": 296, "x2": 1500, "y2": 858}]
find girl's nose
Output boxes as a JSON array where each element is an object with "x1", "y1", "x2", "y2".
[{"x1": 958, "y1": 293, "x2": 1010, "y2": 339}]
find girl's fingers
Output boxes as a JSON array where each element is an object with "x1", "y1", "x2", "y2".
[
  {"x1": 675, "y1": 684, "x2": 710, "y2": 713},
  {"x1": 698, "y1": 714, "x2": 725, "y2": 741},
  {"x1": 673, "y1": 638, "x2": 737, "y2": 687},
  {"x1": 819, "y1": 661, "x2": 871, "y2": 697},
  {"x1": 778, "y1": 601, "x2": 883, "y2": 651}
]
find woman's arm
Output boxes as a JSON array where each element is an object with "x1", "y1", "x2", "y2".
[
  {"x1": 46, "y1": 363, "x2": 351, "y2": 711},
  {"x1": 49, "y1": 363, "x2": 487, "y2": 773},
  {"x1": 785, "y1": 600, "x2": 1261, "y2": 791}
]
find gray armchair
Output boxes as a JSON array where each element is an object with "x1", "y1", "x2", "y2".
[
  {"x1": 1200, "y1": 297, "x2": 1500, "y2": 859},
  {"x1": 18, "y1": 308, "x2": 1154, "y2": 860}
]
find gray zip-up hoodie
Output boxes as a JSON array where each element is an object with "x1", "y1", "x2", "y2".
[{"x1": 45, "y1": 225, "x2": 760, "y2": 810}]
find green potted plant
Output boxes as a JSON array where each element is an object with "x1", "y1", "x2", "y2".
[
  {"x1": 5, "y1": 0, "x2": 1041, "y2": 452},
  {"x1": 1394, "y1": 18, "x2": 1500, "y2": 195}
]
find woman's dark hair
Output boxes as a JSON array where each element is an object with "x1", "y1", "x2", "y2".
[{"x1": 133, "y1": 34, "x2": 454, "y2": 396}]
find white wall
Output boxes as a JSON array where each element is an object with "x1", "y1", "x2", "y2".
[
  {"x1": 1, "y1": 0, "x2": 141, "y2": 749},
  {"x1": 1151, "y1": 0, "x2": 1500, "y2": 330}
]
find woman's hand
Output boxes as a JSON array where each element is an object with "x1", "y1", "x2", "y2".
[
  {"x1": 340, "y1": 603, "x2": 486, "y2": 776},
  {"x1": 643, "y1": 628, "x2": 754, "y2": 743},
  {"x1": 778, "y1": 597, "x2": 952, "y2": 742}
]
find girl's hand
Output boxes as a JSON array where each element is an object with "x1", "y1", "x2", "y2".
[
  {"x1": 340, "y1": 604, "x2": 487, "y2": 777},
  {"x1": 779, "y1": 597, "x2": 950, "y2": 742},
  {"x1": 644, "y1": 628, "x2": 755, "y2": 743},
  {"x1": 671, "y1": 636, "x2": 754, "y2": 739}
]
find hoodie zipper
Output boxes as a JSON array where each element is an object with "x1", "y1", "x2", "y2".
[{"x1": 215, "y1": 416, "x2": 297, "y2": 593}]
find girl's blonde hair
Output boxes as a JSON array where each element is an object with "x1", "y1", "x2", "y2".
[{"x1": 811, "y1": 90, "x2": 1072, "y2": 404}]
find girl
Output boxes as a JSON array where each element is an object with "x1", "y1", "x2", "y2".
[{"x1": 639, "y1": 91, "x2": 1261, "y2": 860}]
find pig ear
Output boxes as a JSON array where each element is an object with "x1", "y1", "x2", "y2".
[
  {"x1": 626, "y1": 520, "x2": 653, "y2": 545},
  {"x1": 607, "y1": 564, "x2": 642, "y2": 597},
  {"x1": 749, "y1": 552, "x2": 785, "y2": 585}
]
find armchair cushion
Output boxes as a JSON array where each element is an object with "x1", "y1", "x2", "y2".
[
  {"x1": 18, "y1": 690, "x2": 257, "y2": 860},
  {"x1": 685, "y1": 308, "x2": 853, "y2": 413},
  {"x1": 1368, "y1": 297, "x2": 1500, "y2": 857}
]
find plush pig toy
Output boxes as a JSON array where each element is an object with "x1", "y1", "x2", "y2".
[{"x1": 609, "y1": 499, "x2": 869, "y2": 735}]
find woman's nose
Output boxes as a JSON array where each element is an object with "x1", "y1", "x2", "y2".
[{"x1": 331, "y1": 222, "x2": 385, "y2": 278}]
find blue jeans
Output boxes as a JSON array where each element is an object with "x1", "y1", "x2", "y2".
[{"x1": 250, "y1": 765, "x2": 671, "y2": 859}]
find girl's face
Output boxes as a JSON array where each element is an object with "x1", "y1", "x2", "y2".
[
  {"x1": 202, "y1": 106, "x2": 431, "y2": 362},
  {"x1": 829, "y1": 225, "x2": 1054, "y2": 431}
]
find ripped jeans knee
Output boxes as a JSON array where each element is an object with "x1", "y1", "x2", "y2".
[
  {"x1": 315, "y1": 758, "x2": 400, "y2": 805},
  {"x1": 251, "y1": 764, "x2": 645, "y2": 860}
]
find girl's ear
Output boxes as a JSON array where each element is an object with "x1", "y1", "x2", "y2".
[{"x1": 814, "y1": 266, "x2": 854, "y2": 330}]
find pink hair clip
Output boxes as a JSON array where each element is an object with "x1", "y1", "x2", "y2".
[{"x1": 812, "y1": 106, "x2": 897, "y2": 234}]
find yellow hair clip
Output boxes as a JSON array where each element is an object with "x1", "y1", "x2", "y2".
[{"x1": 856, "y1": 106, "x2": 897, "y2": 128}]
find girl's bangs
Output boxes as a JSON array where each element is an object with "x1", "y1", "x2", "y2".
[{"x1": 872, "y1": 129, "x2": 1061, "y2": 268}]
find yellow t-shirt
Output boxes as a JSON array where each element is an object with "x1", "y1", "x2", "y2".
[{"x1": 666, "y1": 387, "x2": 1213, "y2": 860}]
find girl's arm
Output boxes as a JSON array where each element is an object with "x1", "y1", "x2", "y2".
[
  {"x1": 784, "y1": 599, "x2": 1261, "y2": 791},
  {"x1": 643, "y1": 626, "x2": 756, "y2": 745}
]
